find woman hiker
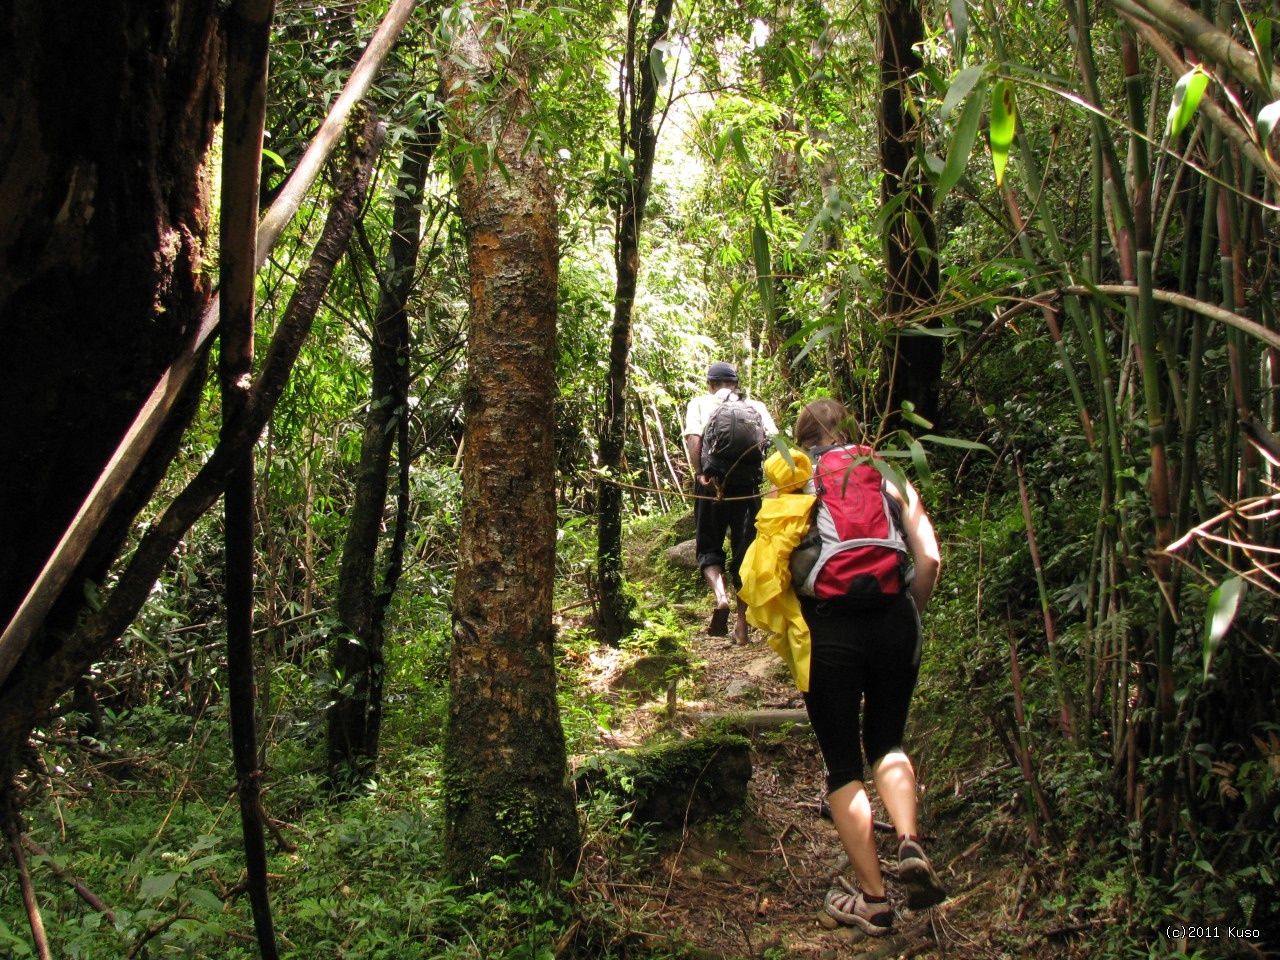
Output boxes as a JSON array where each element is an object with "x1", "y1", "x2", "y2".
[{"x1": 740, "y1": 397, "x2": 948, "y2": 936}]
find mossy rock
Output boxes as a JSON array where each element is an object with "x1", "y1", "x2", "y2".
[
  {"x1": 576, "y1": 730, "x2": 752, "y2": 831},
  {"x1": 610, "y1": 652, "x2": 687, "y2": 699},
  {"x1": 671, "y1": 510, "x2": 695, "y2": 540}
]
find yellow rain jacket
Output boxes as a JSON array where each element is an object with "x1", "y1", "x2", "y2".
[{"x1": 738, "y1": 450, "x2": 816, "y2": 691}]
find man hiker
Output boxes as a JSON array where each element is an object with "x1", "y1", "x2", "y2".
[{"x1": 682, "y1": 361, "x2": 778, "y2": 644}]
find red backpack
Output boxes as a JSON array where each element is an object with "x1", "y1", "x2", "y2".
[{"x1": 789, "y1": 445, "x2": 910, "y2": 599}]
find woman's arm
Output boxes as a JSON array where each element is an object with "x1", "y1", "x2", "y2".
[{"x1": 898, "y1": 481, "x2": 940, "y2": 610}]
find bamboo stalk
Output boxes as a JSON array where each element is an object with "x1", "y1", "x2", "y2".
[{"x1": 1015, "y1": 456, "x2": 1079, "y2": 743}]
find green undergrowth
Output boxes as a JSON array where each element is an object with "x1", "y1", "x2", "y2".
[
  {"x1": 909, "y1": 467, "x2": 1280, "y2": 958},
  {"x1": 0, "y1": 508, "x2": 719, "y2": 960},
  {"x1": 2, "y1": 715, "x2": 714, "y2": 960}
]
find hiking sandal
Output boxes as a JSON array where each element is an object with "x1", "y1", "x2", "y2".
[
  {"x1": 821, "y1": 876, "x2": 893, "y2": 936},
  {"x1": 897, "y1": 835, "x2": 948, "y2": 910}
]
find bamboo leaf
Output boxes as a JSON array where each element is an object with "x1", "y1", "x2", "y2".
[
  {"x1": 869, "y1": 455, "x2": 909, "y2": 500},
  {"x1": 770, "y1": 436, "x2": 796, "y2": 470},
  {"x1": 1202, "y1": 576, "x2": 1245, "y2": 680},
  {"x1": 936, "y1": 82, "x2": 984, "y2": 207},
  {"x1": 919, "y1": 433, "x2": 995, "y2": 454},
  {"x1": 901, "y1": 432, "x2": 936, "y2": 499},
  {"x1": 871, "y1": 190, "x2": 910, "y2": 236},
  {"x1": 948, "y1": 0, "x2": 969, "y2": 64},
  {"x1": 711, "y1": 125, "x2": 731, "y2": 164},
  {"x1": 990, "y1": 80, "x2": 1016, "y2": 186},
  {"x1": 940, "y1": 64, "x2": 986, "y2": 121},
  {"x1": 1167, "y1": 66, "x2": 1210, "y2": 138},
  {"x1": 791, "y1": 323, "x2": 834, "y2": 365},
  {"x1": 1259, "y1": 18, "x2": 1274, "y2": 92},
  {"x1": 898, "y1": 400, "x2": 933, "y2": 430},
  {"x1": 1257, "y1": 99, "x2": 1280, "y2": 161},
  {"x1": 752, "y1": 224, "x2": 775, "y2": 323}
]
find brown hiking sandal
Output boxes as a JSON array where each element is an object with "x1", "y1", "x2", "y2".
[
  {"x1": 821, "y1": 876, "x2": 893, "y2": 936},
  {"x1": 897, "y1": 835, "x2": 947, "y2": 910}
]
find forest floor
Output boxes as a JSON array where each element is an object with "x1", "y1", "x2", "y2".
[{"x1": 561, "y1": 603, "x2": 1086, "y2": 960}]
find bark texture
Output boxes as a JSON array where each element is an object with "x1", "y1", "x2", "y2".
[
  {"x1": 0, "y1": 1, "x2": 221, "y2": 767},
  {"x1": 441, "y1": 3, "x2": 580, "y2": 886}
]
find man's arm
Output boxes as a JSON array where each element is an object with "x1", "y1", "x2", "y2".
[{"x1": 685, "y1": 433, "x2": 703, "y2": 487}]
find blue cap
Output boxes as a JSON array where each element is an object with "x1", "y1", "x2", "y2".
[{"x1": 707, "y1": 361, "x2": 738, "y2": 382}]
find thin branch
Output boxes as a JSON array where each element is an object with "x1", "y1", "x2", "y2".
[
  {"x1": 5, "y1": 808, "x2": 51, "y2": 960},
  {"x1": 1059, "y1": 283, "x2": 1280, "y2": 351},
  {"x1": 21, "y1": 837, "x2": 116, "y2": 921}
]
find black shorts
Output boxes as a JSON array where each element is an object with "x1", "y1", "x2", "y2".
[
  {"x1": 693, "y1": 480, "x2": 760, "y2": 587},
  {"x1": 800, "y1": 593, "x2": 922, "y2": 791}
]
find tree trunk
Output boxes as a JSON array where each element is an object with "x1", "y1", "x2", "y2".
[
  {"x1": 329, "y1": 122, "x2": 439, "y2": 784},
  {"x1": 441, "y1": 3, "x2": 580, "y2": 886},
  {"x1": 597, "y1": 0, "x2": 674, "y2": 645},
  {"x1": 878, "y1": 0, "x2": 942, "y2": 427},
  {"x1": 0, "y1": 1, "x2": 221, "y2": 770},
  {"x1": 221, "y1": 1, "x2": 281, "y2": 953}
]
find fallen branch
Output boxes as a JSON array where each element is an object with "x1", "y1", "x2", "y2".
[{"x1": 688, "y1": 708, "x2": 811, "y2": 731}]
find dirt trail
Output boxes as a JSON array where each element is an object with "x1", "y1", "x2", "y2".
[{"x1": 577, "y1": 614, "x2": 1051, "y2": 960}]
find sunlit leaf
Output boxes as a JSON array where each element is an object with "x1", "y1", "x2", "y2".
[
  {"x1": 1167, "y1": 66, "x2": 1210, "y2": 138},
  {"x1": 649, "y1": 45, "x2": 668, "y2": 89},
  {"x1": 990, "y1": 80, "x2": 1016, "y2": 186},
  {"x1": 1202, "y1": 576, "x2": 1244, "y2": 680},
  {"x1": 262, "y1": 148, "x2": 286, "y2": 169}
]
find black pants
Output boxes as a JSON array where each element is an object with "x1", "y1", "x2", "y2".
[
  {"x1": 693, "y1": 481, "x2": 760, "y2": 588},
  {"x1": 801, "y1": 593, "x2": 922, "y2": 792}
]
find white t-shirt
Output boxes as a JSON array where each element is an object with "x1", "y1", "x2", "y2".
[{"x1": 683, "y1": 388, "x2": 779, "y2": 439}]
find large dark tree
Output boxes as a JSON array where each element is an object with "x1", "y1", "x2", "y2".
[
  {"x1": 440, "y1": 1, "x2": 581, "y2": 885},
  {"x1": 0, "y1": 1, "x2": 222, "y2": 769}
]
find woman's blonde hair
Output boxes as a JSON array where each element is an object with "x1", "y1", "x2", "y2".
[{"x1": 794, "y1": 397, "x2": 852, "y2": 450}]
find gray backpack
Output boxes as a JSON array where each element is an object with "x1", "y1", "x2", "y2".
[{"x1": 701, "y1": 396, "x2": 765, "y2": 485}]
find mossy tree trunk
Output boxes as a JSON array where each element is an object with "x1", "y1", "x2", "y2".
[{"x1": 440, "y1": 0, "x2": 580, "y2": 886}]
